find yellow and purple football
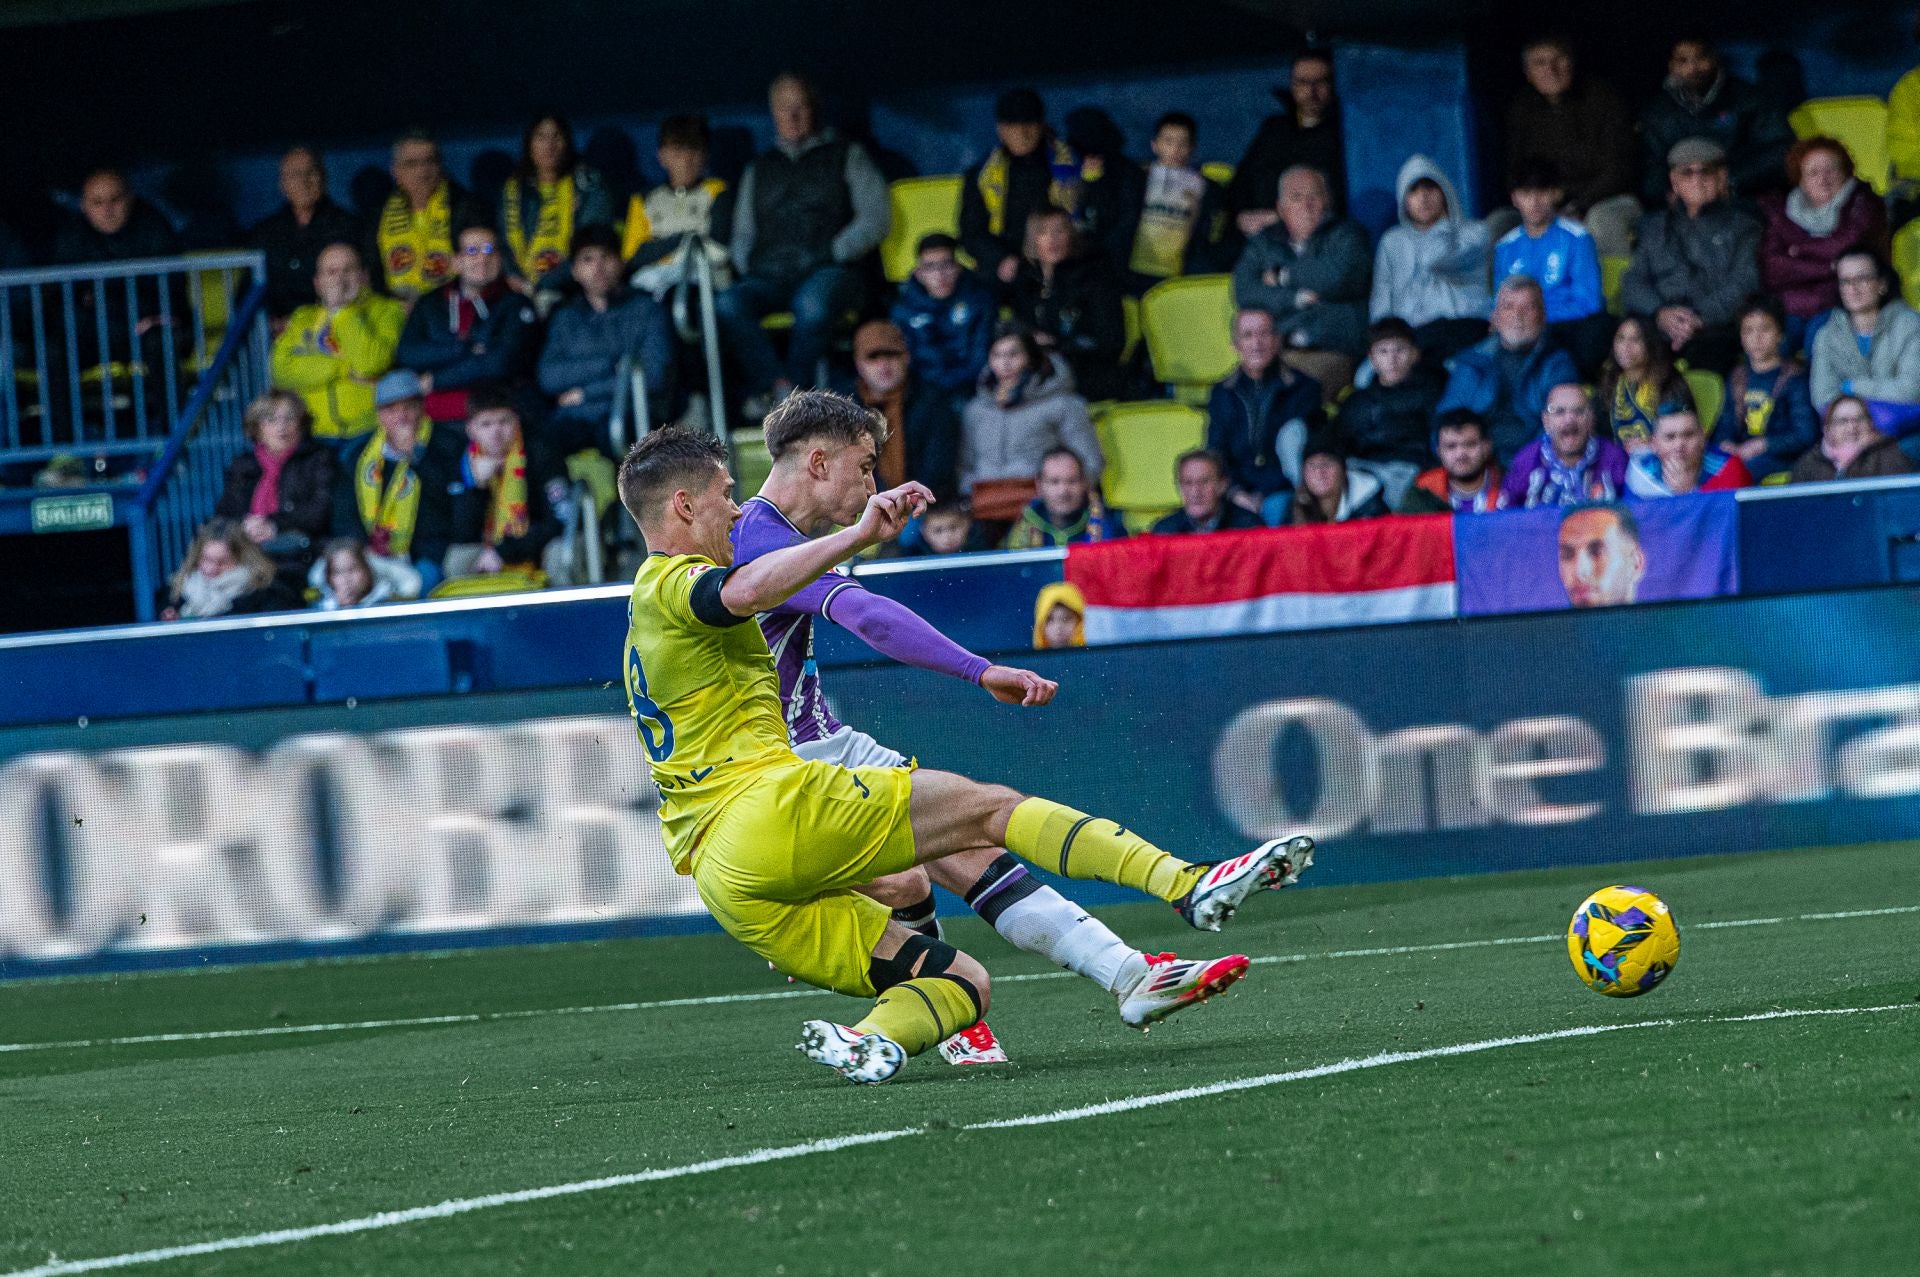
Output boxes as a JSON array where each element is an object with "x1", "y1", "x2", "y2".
[{"x1": 1567, "y1": 885, "x2": 1681, "y2": 997}]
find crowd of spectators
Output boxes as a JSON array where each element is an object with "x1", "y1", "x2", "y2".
[{"x1": 17, "y1": 30, "x2": 1920, "y2": 624}]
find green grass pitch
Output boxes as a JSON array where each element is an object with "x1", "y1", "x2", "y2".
[{"x1": 1, "y1": 841, "x2": 1916, "y2": 1276}]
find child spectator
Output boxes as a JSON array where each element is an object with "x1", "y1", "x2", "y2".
[
  {"x1": 902, "y1": 502, "x2": 975, "y2": 558},
  {"x1": 1334, "y1": 317, "x2": 1444, "y2": 506},
  {"x1": 1810, "y1": 250, "x2": 1920, "y2": 418},
  {"x1": 959, "y1": 324, "x2": 1102, "y2": 525},
  {"x1": 1596, "y1": 315, "x2": 1693, "y2": 454},
  {"x1": 311, "y1": 538, "x2": 418, "y2": 610},
  {"x1": 625, "y1": 114, "x2": 735, "y2": 299},
  {"x1": 1759, "y1": 137, "x2": 1889, "y2": 343},
  {"x1": 1127, "y1": 112, "x2": 1230, "y2": 292},
  {"x1": 1206, "y1": 309, "x2": 1323, "y2": 522},
  {"x1": 961, "y1": 88, "x2": 1081, "y2": 290},
  {"x1": 445, "y1": 384, "x2": 567, "y2": 584},
  {"x1": 1284, "y1": 433, "x2": 1390, "y2": 524},
  {"x1": 1494, "y1": 159, "x2": 1610, "y2": 376},
  {"x1": 1031, "y1": 582, "x2": 1088, "y2": 649},
  {"x1": 1401, "y1": 409, "x2": 1507, "y2": 513},
  {"x1": 1790, "y1": 394, "x2": 1920, "y2": 482},
  {"x1": 1231, "y1": 165, "x2": 1372, "y2": 392},
  {"x1": 1714, "y1": 296, "x2": 1818, "y2": 481},
  {"x1": 1369, "y1": 155, "x2": 1489, "y2": 362},
  {"x1": 890, "y1": 233, "x2": 995, "y2": 404},
  {"x1": 499, "y1": 114, "x2": 612, "y2": 293},
  {"x1": 1626, "y1": 404, "x2": 1753, "y2": 496},
  {"x1": 1503, "y1": 383, "x2": 1630, "y2": 507},
  {"x1": 1151, "y1": 448, "x2": 1265, "y2": 534},
  {"x1": 1003, "y1": 447, "x2": 1126, "y2": 548},
  {"x1": 213, "y1": 390, "x2": 338, "y2": 574},
  {"x1": 1009, "y1": 207, "x2": 1128, "y2": 401},
  {"x1": 160, "y1": 520, "x2": 298, "y2": 621}
]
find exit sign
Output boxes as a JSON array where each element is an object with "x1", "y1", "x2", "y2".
[{"x1": 30, "y1": 493, "x2": 115, "y2": 533}]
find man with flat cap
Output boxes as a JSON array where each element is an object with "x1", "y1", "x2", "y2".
[{"x1": 1619, "y1": 137, "x2": 1762, "y2": 374}]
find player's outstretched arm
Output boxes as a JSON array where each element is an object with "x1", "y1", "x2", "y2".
[{"x1": 720, "y1": 482, "x2": 932, "y2": 617}]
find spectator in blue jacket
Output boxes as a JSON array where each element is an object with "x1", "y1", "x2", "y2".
[
  {"x1": 1436, "y1": 275, "x2": 1580, "y2": 464},
  {"x1": 1151, "y1": 449, "x2": 1266, "y2": 534},
  {"x1": 890, "y1": 233, "x2": 994, "y2": 404},
  {"x1": 1494, "y1": 159, "x2": 1611, "y2": 377},
  {"x1": 396, "y1": 223, "x2": 541, "y2": 425},
  {"x1": 1714, "y1": 296, "x2": 1818, "y2": 480},
  {"x1": 1206, "y1": 308, "x2": 1324, "y2": 522},
  {"x1": 538, "y1": 223, "x2": 677, "y2": 456}
]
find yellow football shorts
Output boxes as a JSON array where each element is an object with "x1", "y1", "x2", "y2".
[{"x1": 690, "y1": 758, "x2": 918, "y2": 998}]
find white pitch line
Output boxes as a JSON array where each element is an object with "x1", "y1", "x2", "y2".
[
  {"x1": 1, "y1": 904, "x2": 1914, "y2": 1057},
  {"x1": 7, "y1": 1001, "x2": 1915, "y2": 1277}
]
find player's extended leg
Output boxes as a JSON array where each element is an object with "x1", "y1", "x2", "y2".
[{"x1": 798, "y1": 922, "x2": 991, "y2": 1084}]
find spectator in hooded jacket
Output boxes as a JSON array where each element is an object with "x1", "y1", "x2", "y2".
[
  {"x1": 1436, "y1": 275, "x2": 1580, "y2": 463},
  {"x1": 1152, "y1": 448, "x2": 1266, "y2": 534},
  {"x1": 1231, "y1": 165, "x2": 1372, "y2": 391},
  {"x1": 1626, "y1": 403, "x2": 1753, "y2": 496},
  {"x1": 719, "y1": 74, "x2": 890, "y2": 407},
  {"x1": 248, "y1": 147, "x2": 361, "y2": 324},
  {"x1": 1620, "y1": 138, "x2": 1762, "y2": 376},
  {"x1": 1810, "y1": 249, "x2": 1920, "y2": 421},
  {"x1": 625, "y1": 114, "x2": 735, "y2": 299},
  {"x1": 271, "y1": 242, "x2": 407, "y2": 448},
  {"x1": 1285, "y1": 432, "x2": 1390, "y2": 525},
  {"x1": 498, "y1": 114, "x2": 613, "y2": 293},
  {"x1": 1335, "y1": 317, "x2": 1444, "y2": 506},
  {"x1": 1003, "y1": 447, "x2": 1126, "y2": 548},
  {"x1": 1791, "y1": 393, "x2": 1920, "y2": 482},
  {"x1": 890, "y1": 233, "x2": 995, "y2": 402},
  {"x1": 213, "y1": 390, "x2": 338, "y2": 573},
  {"x1": 958, "y1": 324, "x2": 1102, "y2": 522},
  {"x1": 1401, "y1": 408, "x2": 1507, "y2": 513},
  {"x1": 1759, "y1": 137, "x2": 1890, "y2": 341},
  {"x1": 1127, "y1": 112, "x2": 1230, "y2": 292},
  {"x1": 1206, "y1": 308, "x2": 1324, "y2": 521},
  {"x1": 1715, "y1": 296, "x2": 1817, "y2": 480},
  {"x1": 444, "y1": 383, "x2": 567, "y2": 583},
  {"x1": 1370, "y1": 155, "x2": 1490, "y2": 363},
  {"x1": 841, "y1": 319, "x2": 960, "y2": 497},
  {"x1": 1503, "y1": 35, "x2": 1640, "y2": 258},
  {"x1": 1640, "y1": 36, "x2": 1793, "y2": 203},
  {"x1": 1494, "y1": 159, "x2": 1611, "y2": 377},
  {"x1": 1502, "y1": 382, "x2": 1630, "y2": 507},
  {"x1": 539, "y1": 223, "x2": 676, "y2": 455},
  {"x1": 1227, "y1": 50, "x2": 1346, "y2": 236},
  {"x1": 396, "y1": 223, "x2": 542, "y2": 424},
  {"x1": 372, "y1": 131, "x2": 480, "y2": 303},
  {"x1": 961, "y1": 89, "x2": 1084, "y2": 290},
  {"x1": 1596, "y1": 315, "x2": 1693, "y2": 454},
  {"x1": 1009, "y1": 206, "x2": 1127, "y2": 400}
]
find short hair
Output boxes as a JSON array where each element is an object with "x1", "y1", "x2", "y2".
[
  {"x1": 1837, "y1": 247, "x2": 1898, "y2": 292},
  {"x1": 1154, "y1": 111, "x2": 1198, "y2": 139},
  {"x1": 464, "y1": 381, "x2": 521, "y2": 419},
  {"x1": 618, "y1": 426, "x2": 729, "y2": 526},
  {"x1": 1174, "y1": 447, "x2": 1226, "y2": 479},
  {"x1": 456, "y1": 221, "x2": 499, "y2": 244},
  {"x1": 768, "y1": 72, "x2": 819, "y2": 110},
  {"x1": 1521, "y1": 32, "x2": 1575, "y2": 59},
  {"x1": 1496, "y1": 274, "x2": 1545, "y2": 306},
  {"x1": 1561, "y1": 501, "x2": 1641, "y2": 545},
  {"x1": 658, "y1": 114, "x2": 710, "y2": 151},
  {"x1": 915, "y1": 232, "x2": 959, "y2": 257},
  {"x1": 82, "y1": 166, "x2": 127, "y2": 190},
  {"x1": 1433, "y1": 407, "x2": 1488, "y2": 440},
  {"x1": 990, "y1": 321, "x2": 1050, "y2": 372},
  {"x1": 242, "y1": 389, "x2": 310, "y2": 443},
  {"x1": 281, "y1": 144, "x2": 325, "y2": 173},
  {"x1": 762, "y1": 389, "x2": 888, "y2": 462},
  {"x1": 1038, "y1": 446, "x2": 1085, "y2": 478},
  {"x1": 316, "y1": 240, "x2": 362, "y2": 269},
  {"x1": 1786, "y1": 135, "x2": 1855, "y2": 186},
  {"x1": 1508, "y1": 158, "x2": 1564, "y2": 193},
  {"x1": 1367, "y1": 316, "x2": 1418, "y2": 349},
  {"x1": 1292, "y1": 48, "x2": 1334, "y2": 73},
  {"x1": 570, "y1": 222, "x2": 623, "y2": 257},
  {"x1": 1278, "y1": 165, "x2": 1331, "y2": 198},
  {"x1": 392, "y1": 128, "x2": 438, "y2": 156},
  {"x1": 1737, "y1": 293, "x2": 1787, "y2": 331}
]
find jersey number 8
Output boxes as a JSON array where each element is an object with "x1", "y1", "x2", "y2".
[{"x1": 626, "y1": 645, "x2": 675, "y2": 761}]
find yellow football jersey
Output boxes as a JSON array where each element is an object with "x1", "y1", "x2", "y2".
[{"x1": 623, "y1": 552, "x2": 796, "y2": 872}]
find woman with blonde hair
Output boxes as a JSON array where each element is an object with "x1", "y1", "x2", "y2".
[
  {"x1": 213, "y1": 389, "x2": 337, "y2": 571},
  {"x1": 160, "y1": 519, "x2": 297, "y2": 620}
]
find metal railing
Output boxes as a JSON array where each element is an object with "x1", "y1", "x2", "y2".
[
  {"x1": 0, "y1": 251, "x2": 266, "y2": 463},
  {"x1": 126, "y1": 275, "x2": 273, "y2": 620}
]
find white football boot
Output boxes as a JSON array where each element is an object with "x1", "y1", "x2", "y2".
[
  {"x1": 1117, "y1": 952, "x2": 1252, "y2": 1030},
  {"x1": 796, "y1": 1020, "x2": 906, "y2": 1084},
  {"x1": 936, "y1": 1020, "x2": 1010, "y2": 1066},
  {"x1": 1175, "y1": 836, "x2": 1316, "y2": 932}
]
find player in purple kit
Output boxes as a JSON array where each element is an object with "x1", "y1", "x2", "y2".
[{"x1": 730, "y1": 390, "x2": 1302, "y2": 1063}]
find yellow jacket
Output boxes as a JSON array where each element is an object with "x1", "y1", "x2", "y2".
[{"x1": 270, "y1": 293, "x2": 408, "y2": 439}]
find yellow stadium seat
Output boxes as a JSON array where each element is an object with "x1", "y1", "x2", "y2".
[
  {"x1": 1894, "y1": 221, "x2": 1920, "y2": 310},
  {"x1": 1121, "y1": 295, "x2": 1142, "y2": 364},
  {"x1": 1094, "y1": 400, "x2": 1207, "y2": 520},
  {"x1": 1601, "y1": 255, "x2": 1630, "y2": 316},
  {"x1": 1683, "y1": 368, "x2": 1725, "y2": 433},
  {"x1": 429, "y1": 568, "x2": 546, "y2": 599},
  {"x1": 760, "y1": 312, "x2": 794, "y2": 332},
  {"x1": 1201, "y1": 161, "x2": 1235, "y2": 187},
  {"x1": 1140, "y1": 274, "x2": 1236, "y2": 402},
  {"x1": 879, "y1": 175, "x2": 964, "y2": 283},
  {"x1": 1789, "y1": 97, "x2": 1891, "y2": 194}
]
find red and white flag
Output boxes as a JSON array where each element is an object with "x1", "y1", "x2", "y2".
[{"x1": 1064, "y1": 516, "x2": 1457, "y2": 644}]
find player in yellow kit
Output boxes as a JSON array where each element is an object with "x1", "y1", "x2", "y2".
[{"x1": 620, "y1": 425, "x2": 1313, "y2": 1083}]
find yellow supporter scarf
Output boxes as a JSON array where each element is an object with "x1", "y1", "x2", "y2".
[
  {"x1": 1610, "y1": 376, "x2": 1660, "y2": 451},
  {"x1": 978, "y1": 137, "x2": 1082, "y2": 236},
  {"x1": 353, "y1": 422, "x2": 433, "y2": 558},
  {"x1": 378, "y1": 184, "x2": 455, "y2": 299},
  {"x1": 472, "y1": 436, "x2": 531, "y2": 547},
  {"x1": 503, "y1": 175, "x2": 575, "y2": 280}
]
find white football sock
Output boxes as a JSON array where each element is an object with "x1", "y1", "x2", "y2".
[{"x1": 993, "y1": 887, "x2": 1146, "y2": 995}]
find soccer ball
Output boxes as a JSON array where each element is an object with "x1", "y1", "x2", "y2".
[{"x1": 1567, "y1": 885, "x2": 1681, "y2": 997}]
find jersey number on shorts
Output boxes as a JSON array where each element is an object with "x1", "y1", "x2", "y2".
[{"x1": 626, "y1": 645, "x2": 675, "y2": 761}]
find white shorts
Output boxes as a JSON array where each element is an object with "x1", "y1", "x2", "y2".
[{"x1": 792, "y1": 725, "x2": 909, "y2": 771}]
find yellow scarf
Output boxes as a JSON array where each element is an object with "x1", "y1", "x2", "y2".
[
  {"x1": 377, "y1": 184, "x2": 455, "y2": 299},
  {"x1": 353, "y1": 422, "x2": 433, "y2": 558},
  {"x1": 472, "y1": 436, "x2": 531, "y2": 547},
  {"x1": 978, "y1": 137, "x2": 1082, "y2": 236},
  {"x1": 1610, "y1": 376, "x2": 1660, "y2": 451},
  {"x1": 503, "y1": 175, "x2": 575, "y2": 280}
]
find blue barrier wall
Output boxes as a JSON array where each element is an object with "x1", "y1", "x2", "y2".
[{"x1": 2, "y1": 583, "x2": 1917, "y2": 979}]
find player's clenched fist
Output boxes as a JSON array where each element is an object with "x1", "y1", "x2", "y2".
[{"x1": 854, "y1": 482, "x2": 934, "y2": 545}]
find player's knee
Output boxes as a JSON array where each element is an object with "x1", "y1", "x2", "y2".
[
  {"x1": 868, "y1": 933, "x2": 990, "y2": 1017},
  {"x1": 859, "y1": 866, "x2": 931, "y2": 910},
  {"x1": 973, "y1": 782, "x2": 1025, "y2": 840}
]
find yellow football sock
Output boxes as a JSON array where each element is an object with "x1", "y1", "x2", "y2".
[
  {"x1": 1003, "y1": 798, "x2": 1204, "y2": 903},
  {"x1": 853, "y1": 977, "x2": 979, "y2": 1056}
]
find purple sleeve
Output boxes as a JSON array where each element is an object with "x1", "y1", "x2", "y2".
[
  {"x1": 731, "y1": 502, "x2": 840, "y2": 616},
  {"x1": 826, "y1": 583, "x2": 991, "y2": 685}
]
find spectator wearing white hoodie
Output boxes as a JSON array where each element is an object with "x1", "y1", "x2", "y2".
[{"x1": 1370, "y1": 155, "x2": 1491, "y2": 364}]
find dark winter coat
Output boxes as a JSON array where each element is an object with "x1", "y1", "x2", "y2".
[{"x1": 214, "y1": 439, "x2": 339, "y2": 542}]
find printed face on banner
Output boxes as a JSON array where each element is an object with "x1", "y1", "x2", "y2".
[{"x1": 1558, "y1": 506, "x2": 1647, "y2": 608}]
